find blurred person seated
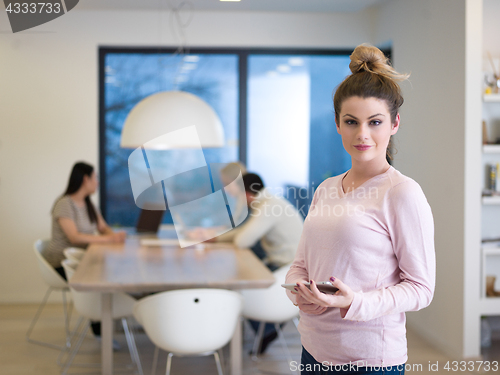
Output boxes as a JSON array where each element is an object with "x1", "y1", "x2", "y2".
[
  {"x1": 44, "y1": 161, "x2": 126, "y2": 339},
  {"x1": 186, "y1": 161, "x2": 268, "y2": 259},
  {"x1": 215, "y1": 172, "x2": 304, "y2": 271}
]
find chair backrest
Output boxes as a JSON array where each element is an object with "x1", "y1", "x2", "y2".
[
  {"x1": 63, "y1": 247, "x2": 85, "y2": 263},
  {"x1": 240, "y1": 263, "x2": 299, "y2": 323},
  {"x1": 61, "y1": 259, "x2": 135, "y2": 321},
  {"x1": 34, "y1": 239, "x2": 67, "y2": 289},
  {"x1": 61, "y1": 258, "x2": 78, "y2": 279},
  {"x1": 133, "y1": 289, "x2": 242, "y2": 355}
]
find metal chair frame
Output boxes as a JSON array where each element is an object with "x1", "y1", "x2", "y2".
[
  {"x1": 26, "y1": 240, "x2": 73, "y2": 351},
  {"x1": 60, "y1": 259, "x2": 143, "y2": 375},
  {"x1": 58, "y1": 316, "x2": 143, "y2": 375}
]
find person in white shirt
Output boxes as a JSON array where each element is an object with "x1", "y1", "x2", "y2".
[{"x1": 215, "y1": 172, "x2": 304, "y2": 271}]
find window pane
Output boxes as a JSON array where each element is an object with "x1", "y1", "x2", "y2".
[
  {"x1": 247, "y1": 54, "x2": 352, "y2": 206},
  {"x1": 103, "y1": 52, "x2": 238, "y2": 227}
]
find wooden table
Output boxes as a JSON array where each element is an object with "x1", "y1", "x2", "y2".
[{"x1": 69, "y1": 234, "x2": 275, "y2": 375}]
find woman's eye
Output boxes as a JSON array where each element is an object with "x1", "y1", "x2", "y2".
[
  {"x1": 370, "y1": 120, "x2": 382, "y2": 126},
  {"x1": 345, "y1": 120, "x2": 356, "y2": 125}
]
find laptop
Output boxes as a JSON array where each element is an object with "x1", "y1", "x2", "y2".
[{"x1": 135, "y1": 209, "x2": 165, "y2": 234}]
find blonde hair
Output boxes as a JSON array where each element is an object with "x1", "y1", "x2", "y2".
[
  {"x1": 220, "y1": 162, "x2": 247, "y2": 180},
  {"x1": 349, "y1": 43, "x2": 409, "y2": 82},
  {"x1": 334, "y1": 43, "x2": 409, "y2": 124}
]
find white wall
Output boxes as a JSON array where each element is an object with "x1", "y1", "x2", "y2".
[
  {"x1": 483, "y1": 0, "x2": 500, "y2": 58},
  {"x1": 374, "y1": 0, "x2": 483, "y2": 359},
  {"x1": 0, "y1": 9, "x2": 375, "y2": 303}
]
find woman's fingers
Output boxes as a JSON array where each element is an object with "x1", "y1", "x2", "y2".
[
  {"x1": 296, "y1": 278, "x2": 354, "y2": 309},
  {"x1": 295, "y1": 282, "x2": 316, "y2": 303},
  {"x1": 308, "y1": 280, "x2": 326, "y2": 298},
  {"x1": 328, "y1": 276, "x2": 346, "y2": 293},
  {"x1": 327, "y1": 276, "x2": 354, "y2": 309}
]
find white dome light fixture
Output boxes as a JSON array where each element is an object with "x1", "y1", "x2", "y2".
[
  {"x1": 120, "y1": 91, "x2": 225, "y2": 149},
  {"x1": 120, "y1": 1, "x2": 224, "y2": 150}
]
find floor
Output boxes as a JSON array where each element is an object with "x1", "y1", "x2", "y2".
[{"x1": 1, "y1": 303, "x2": 499, "y2": 375}]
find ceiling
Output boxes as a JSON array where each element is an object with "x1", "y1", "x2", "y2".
[{"x1": 75, "y1": 0, "x2": 389, "y2": 13}]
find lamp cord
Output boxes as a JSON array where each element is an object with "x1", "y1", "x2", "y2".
[{"x1": 156, "y1": 0, "x2": 194, "y2": 92}]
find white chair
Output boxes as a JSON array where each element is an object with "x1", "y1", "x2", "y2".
[
  {"x1": 240, "y1": 264, "x2": 300, "y2": 370},
  {"x1": 26, "y1": 239, "x2": 72, "y2": 351},
  {"x1": 60, "y1": 259, "x2": 143, "y2": 375},
  {"x1": 133, "y1": 289, "x2": 243, "y2": 375},
  {"x1": 63, "y1": 247, "x2": 85, "y2": 263}
]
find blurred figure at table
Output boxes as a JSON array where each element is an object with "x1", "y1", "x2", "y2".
[
  {"x1": 44, "y1": 161, "x2": 126, "y2": 339},
  {"x1": 215, "y1": 172, "x2": 304, "y2": 271},
  {"x1": 187, "y1": 162, "x2": 270, "y2": 260}
]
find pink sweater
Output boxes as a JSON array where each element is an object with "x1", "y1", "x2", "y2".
[{"x1": 285, "y1": 166, "x2": 435, "y2": 367}]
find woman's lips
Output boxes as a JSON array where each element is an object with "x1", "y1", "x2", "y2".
[{"x1": 354, "y1": 145, "x2": 372, "y2": 151}]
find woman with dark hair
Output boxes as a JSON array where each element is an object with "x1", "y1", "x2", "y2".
[
  {"x1": 286, "y1": 44, "x2": 435, "y2": 374},
  {"x1": 45, "y1": 162, "x2": 126, "y2": 339},
  {"x1": 45, "y1": 161, "x2": 125, "y2": 277}
]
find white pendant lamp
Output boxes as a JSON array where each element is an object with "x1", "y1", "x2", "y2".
[{"x1": 120, "y1": 90, "x2": 225, "y2": 149}]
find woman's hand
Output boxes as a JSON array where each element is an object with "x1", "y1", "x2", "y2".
[
  {"x1": 295, "y1": 277, "x2": 354, "y2": 310},
  {"x1": 290, "y1": 279, "x2": 327, "y2": 315},
  {"x1": 295, "y1": 293, "x2": 328, "y2": 315},
  {"x1": 107, "y1": 231, "x2": 126, "y2": 243},
  {"x1": 185, "y1": 228, "x2": 218, "y2": 242}
]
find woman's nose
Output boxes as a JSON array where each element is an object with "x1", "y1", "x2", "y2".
[{"x1": 356, "y1": 124, "x2": 369, "y2": 140}]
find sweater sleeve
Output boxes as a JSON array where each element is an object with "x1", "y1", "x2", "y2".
[{"x1": 343, "y1": 180, "x2": 436, "y2": 321}]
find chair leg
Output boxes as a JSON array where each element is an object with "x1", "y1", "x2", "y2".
[
  {"x1": 151, "y1": 346, "x2": 160, "y2": 375},
  {"x1": 122, "y1": 318, "x2": 144, "y2": 375},
  {"x1": 166, "y1": 352, "x2": 174, "y2": 375},
  {"x1": 60, "y1": 319, "x2": 91, "y2": 375},
  {"x1": 26, "y1": 287, "x2": 70, "y2": 351},
  {"x1": 218, "y1": 348, "x2": 226, "y2": 375},
  {"x1": 251, "y1": 321, "x2": 266, "y2": 360},
  {"x1": 57, "y1": 315, "x2": 85, "y2": 367},
  {"x1": 214, "y1": 350, "x2": 224, "y2": 375},
  {"x1": 275, "y1": 323, "x2": 297, "y2": 374},
  {"x1": 61, "y1": 289, "x2": 74, "y2": 349}
]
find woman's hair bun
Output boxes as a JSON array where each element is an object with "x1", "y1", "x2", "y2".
[{"x1": 349, "y1": 43, "x2": 409, "y2": 82}]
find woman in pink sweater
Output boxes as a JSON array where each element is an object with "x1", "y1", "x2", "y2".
[{"x1": 286, "y1": 44, "x2": 435, "y2": 374}]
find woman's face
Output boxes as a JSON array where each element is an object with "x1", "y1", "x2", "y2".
[
  {"x1": 84, "y1": 171, "x2": 99, "y2": 194},
  {"x1": 336, "y1": 96, "x2": 399, "y2": 166}
]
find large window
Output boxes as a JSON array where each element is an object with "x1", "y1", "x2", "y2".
[
  {"x1": 100, "y1": 49, "x2": 238, "y2": 226},
  {"x1": 99, "y1": 48, "x2": 388, "y2": 226}
]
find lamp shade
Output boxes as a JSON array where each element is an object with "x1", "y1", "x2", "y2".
[{"x1": 120, "y1": 91, "x2": 225, "y2": 149}]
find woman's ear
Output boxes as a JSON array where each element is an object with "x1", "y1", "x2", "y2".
[
  {"x1": 335, "y1": 116, "x2": 341, "y2": 134},
  {"x1": 391, "y1": 113, "x2": 400, "y2": 135}
]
